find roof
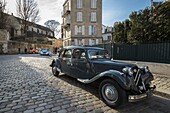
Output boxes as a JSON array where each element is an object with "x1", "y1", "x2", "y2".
[
  {"x1": 63, "y1": 46, "x2": 105, "y2": 50},
  {"x1": 3, "y1": 13, "x2": 53, "y2": 32}
]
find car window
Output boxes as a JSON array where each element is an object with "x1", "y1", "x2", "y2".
[
  {"x1": 63, "y1": 49, "x2": 72, "y2": 58},
  {"x1": 73, "y1": 49, "x2": 86, "y2": 59},
  {"x1": 58, "y1": 50, "x2": 64, "y2": 58},
  {"x1": 88, "y1": 49, "x2": 109, "y2": 59}
]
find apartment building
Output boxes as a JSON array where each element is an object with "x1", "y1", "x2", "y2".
[
  {"x1": 61, "y1": 0, "x2": 102, "y2": 46},
  {"x1": 102, "y1": 25, "x2": 114, "y2": 43}
]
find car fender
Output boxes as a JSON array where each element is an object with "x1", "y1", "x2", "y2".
[
  {"x1": 77, "y1": 70, "x2": 132, "y2": 90},
  {"x1": 51, "y1": 58, "x2": 62, "y2": 70}
]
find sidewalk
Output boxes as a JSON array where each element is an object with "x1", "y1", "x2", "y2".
[
  {"x1": 153, "y1": 74, "x2": 170, "y2": 99},
  {"x1": 116, "y1": 60, "x2": 170, "y2": 99}
]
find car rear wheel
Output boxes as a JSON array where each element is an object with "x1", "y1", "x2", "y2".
[
  {"x1": 52, "y1": 64, "x2": 59, "y2": 76},
  {"x1": 99, "y1": 79, "x2": 127, "y2": 108}
]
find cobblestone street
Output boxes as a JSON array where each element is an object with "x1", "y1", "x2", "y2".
[{"x1": 0, "y1": 54, "x2": 170, "y2": 113}]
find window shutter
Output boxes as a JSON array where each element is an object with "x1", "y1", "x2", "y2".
[
  {"x1": 77, "y1": 12, "x2": 79, "y2": 21},
  {"x1": 82, "y1": 26, "x2": 85, "y2": 35},
  {"x1": 91, "y1": 12, "x2": 94, "y2": 21},
  {"x1": 77, "y1": 12, "x2": 82, "y2": 22},
  {"x1": 77, "y1": 0, "x2": 82, "y2": 8},
  {"x1": 94, "y1": 0, "x2": 97, "y2": 8},
  {"x1": 82, "y1": 39, "x2": 85, "y2": 45},
  {"x1": 89, "y1": 39, "x2": 92, "y2": 45},
  {"x1": 91, "y1": 12, "x2": 96, "y2": 22},
  {"x1": 94, "y1": 12, "x2": 96, "y2": 21},
  {"x1": 93, "y1": 26, "x2": 95, "y2": 34},
  {"x1": 77, "y1": 0, "x2": 79, "y2": 8},
  {"x1": 80, "y1": 12, "x2": 82, "y2": 21},
  {"x1": 80, "y1": 0, "x2": 82, "y2": 8},
  {"x1": 75, "y1": 25, "x2": 78, "y2": 35},
  {"x1": 89, "y1": 26, "x2": 91, "y2": 35},
  {"x1": 91, "y1": 0, "x2": 96, "y2": 8}
]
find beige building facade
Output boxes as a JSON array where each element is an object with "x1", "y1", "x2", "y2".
[{"x1": 62, "y1": 0, "x2": 102, "y2": 46}]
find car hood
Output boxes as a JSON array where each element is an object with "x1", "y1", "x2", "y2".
[{"x1": 91, "y1": 59, "x2": 137, "y2": 72}]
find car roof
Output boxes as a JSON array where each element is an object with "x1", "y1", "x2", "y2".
[{"x1": 63, "y1": 46, "x2": 105, "y2": 50}]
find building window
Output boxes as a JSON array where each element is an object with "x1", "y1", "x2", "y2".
[
  {"x1": 91, "y1": 0, "x2": 96, "y2": 8},
  {"x1": 77, "y1": 12, "x2": 82, "y2": 22},
  {"x1": 78, "y1": 39, "x2": 82, "y2": 45},
  {"x1": 77, "y1": 0, "x2": 82, "y2": 8},
  {"x1": 89, "y1": 25, "x2": 95, "y2": 35},
  {"x1": 78, "y1": 26, "x2": 82, "y2": 35},
  {"x1": 108, "y1": 36, "x2": 111, "y2": 41},
  {"x1": 89, "y1": 39, "x2": 96, "y2": 46},
  {"x1": 91, "y1": 12, "x2": 96, "y2": 22},
  {"x1": 75, "y1": 25, "x2": 85, "y2": 35}
]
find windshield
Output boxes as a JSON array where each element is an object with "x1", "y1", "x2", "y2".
[{"x1": 88, "y1": 49, "x2": 110, "y2": 59}]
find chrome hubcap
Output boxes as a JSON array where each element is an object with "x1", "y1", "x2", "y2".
[
  {"x1": 105, "y1": 86, "x2": 116, "y2": 100},
  {"x1": 102, "y1": 84, "x2": 118, "y2": 103}
]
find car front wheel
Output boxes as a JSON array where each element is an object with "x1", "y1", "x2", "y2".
[
  {"x1": 99, "y1": 79, "x2": 127, "y2": 108},
  {"x1": 52, "y1": 64, "x2": 59, "y2": 76}
]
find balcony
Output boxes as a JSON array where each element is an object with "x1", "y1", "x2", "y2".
[
  {"x1": 62, "y1": 19, "x2": 71, "y2": 28},
  {"x1": 62, "y1": 6, "x2": 71, "y2": 17}
]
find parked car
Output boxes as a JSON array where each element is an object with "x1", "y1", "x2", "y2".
[
  {"x1": 28, "y1": 48, "x2": 37, "y2": 54},
  {"x1": 40, "y1": 49, "x2": 52, "y2": 56},
  {"x1": 50, "y1": 46, "x2": 156, "y2": 108}
]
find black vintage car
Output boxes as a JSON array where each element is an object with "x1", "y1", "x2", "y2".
[{"x1": 50, "y1": 46, "x2": 156, "y2": 107}]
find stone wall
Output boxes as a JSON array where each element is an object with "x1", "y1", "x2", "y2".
[
  {"x1": 8, "y1": 41, "x2": 54, "y2": 54},
  {"x1": 0, "y1": 30, "x2": 9, "y2": 54},
  {"x1": 0, "y1": 29, "x2": 9, "y2": 41},
  {"x1": 0, "y1": 29, "x2": 54, "y2": 54}
]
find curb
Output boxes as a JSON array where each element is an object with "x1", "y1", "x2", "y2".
[{"x1": 154, "y1": 90, "x2": 170, "y2": 99}]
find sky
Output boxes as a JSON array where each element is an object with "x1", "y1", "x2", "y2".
[{"x1": 5, "y1": 0, "x2": 164, "y2": 37}]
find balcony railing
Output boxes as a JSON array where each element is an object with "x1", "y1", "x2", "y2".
[
  {"x1": 62, "y1": 19, "x2": 71, "y2": 28},
  {"x1": 61, "y1": 6, "x2": 71, "y2": 17}
]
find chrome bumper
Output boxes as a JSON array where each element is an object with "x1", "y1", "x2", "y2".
[{"x1": 128, "y1": 89, "x2": 154, "y2": 102}]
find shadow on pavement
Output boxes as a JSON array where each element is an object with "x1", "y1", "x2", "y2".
[{"x1": 55, "y1": 74, "x2": 170, "y2": 113}]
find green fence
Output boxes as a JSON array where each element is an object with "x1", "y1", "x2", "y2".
[{"x1": 93, "y1": 42, "x2": 170, "y2": 63}]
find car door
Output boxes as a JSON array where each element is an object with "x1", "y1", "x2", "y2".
[
  {"x1": 60, "y1": 49, "x2": 72, "y2": 75},
  {"x1": 71, "y1": 49, "x2": 90, "y2": 79}
]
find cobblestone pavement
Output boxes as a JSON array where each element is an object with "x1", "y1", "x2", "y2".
[
  {"x1": 0, "y1": 54, "x2": 170, "y2": 113},
  {"x1": 153, "y1": 75, "x2": 170, "y2": 98}
]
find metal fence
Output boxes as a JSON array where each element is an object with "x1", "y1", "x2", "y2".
[{"x1": 93, "y1": 42, "x2": 170, "y2": 63}]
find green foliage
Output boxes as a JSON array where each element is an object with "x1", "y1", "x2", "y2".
[{"x1": 113, "y1": 1, "x2": 170, "y2": 44}]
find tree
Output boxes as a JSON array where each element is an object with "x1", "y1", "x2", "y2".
[
  {"x1": 16, "y1": 0, "x2": 40, "y2": 33},
  {"x1": 44, "y1": 20, "x2": 60, "y2": 37},
  {"x1": 0, "y1": 0, "x2": 6, "y2": 29},
  {"x1": 129, "y1": 9, "x2": 151, "y2": 44},
  {"x1": 151, "y1": 1, "x2": 170, "y2": 41},
  {"x1": 128, "y1": 1, "x2": 170, "y2": 43},
  {"x1": 113, "y1": 21, "x2": 128, "y2": 44}
]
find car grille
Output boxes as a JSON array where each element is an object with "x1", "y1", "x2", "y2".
[{"x1": 132, "y1": 69, "x2": 153, "y2": 92}]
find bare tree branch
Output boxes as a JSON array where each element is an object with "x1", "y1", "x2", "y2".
[
  {"x1": 0, "y1": 0, "x2": 6, "y2": 12},
  {"x1": 16, "y1": 0, "x2": 41, "y2": 32},
  {"x1": 44, "y1": 20, "x2": 60, "y2": 37},
  {"x1": 0, "y1": 0, "x2": 7, "y2": 29}
]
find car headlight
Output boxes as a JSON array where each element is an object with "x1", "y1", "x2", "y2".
[
  {"x1": 128, "y1": 68, "x2": 134, "y2": 76},
  {"x1": 40, "y1": 52, "x2": 43, "y2": 54},
  {"x1": 140, "y1": 65, "x2": 150, "y2": 73},
  {"x1": 144, "y1": 66, "x2": 149, "y2": 72},
  {"x1": 122, "y1": 67, "x2": 134, "y2": 77}
]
